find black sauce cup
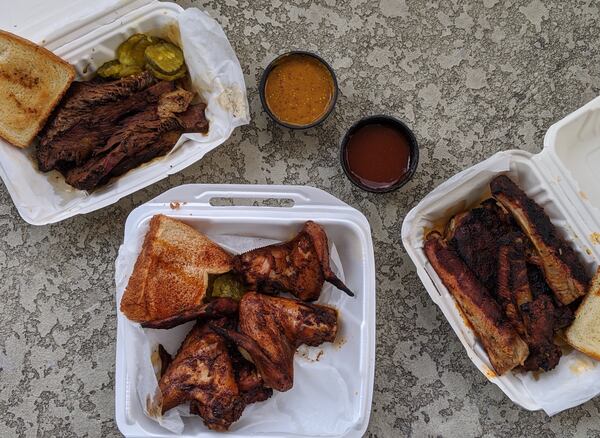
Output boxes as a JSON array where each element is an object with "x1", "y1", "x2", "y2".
[
  {"x1": 259, "y1": 51, "x2": 338, "y2": 129},
  {"x1": 340, "y1": 115, "x2": 419, "y2": 193}
]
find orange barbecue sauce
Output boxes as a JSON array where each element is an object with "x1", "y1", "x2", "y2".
[{"x1": 265, "y1": 54, "x2": 334, "y2": 126}]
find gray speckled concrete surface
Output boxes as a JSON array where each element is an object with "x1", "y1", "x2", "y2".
[{"x1": 1, "y1": 0, "x2": 600, "y2": 436}]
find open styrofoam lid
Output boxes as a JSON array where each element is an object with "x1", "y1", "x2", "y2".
[
  {"x1": 0, "y1": 0, "x2": 151, "y2": 47},
  {"x1": 538, "y1": 95, "x2": 600, "y2": 240}
]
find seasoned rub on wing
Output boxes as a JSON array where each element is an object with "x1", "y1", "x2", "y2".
[
  {"x1": 212, "y1": 292, "x2": 338, "y2": 391},
  {"x1": 491, "y1": 175, "x2": 589, "y2": 305},
  {"x1": 424, "y1": 231, "x2": 529, "y2": 375},
  {"x1": 158, "y1": 320, "x2": 243, "y2": 431},
  {"x1": 233, "y1": 221, "x2": 353, "y2": 301}
]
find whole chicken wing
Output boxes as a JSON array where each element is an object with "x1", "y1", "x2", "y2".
[
  {"x1": 212, "y1": 292, "x2": 338, "y2": 391},
  {"x1": 232, "y1": 221, "x2": 353, "y2": 301},
  {"x1": 158, "y1": 319, "x2": 243, "y2": 431}
]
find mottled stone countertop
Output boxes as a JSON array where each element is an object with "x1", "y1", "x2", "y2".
[{"x1": 1, "y1": 0, "x2": 600, "y2": 436}]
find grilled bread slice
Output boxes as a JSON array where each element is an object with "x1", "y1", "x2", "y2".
[
  {"x1": 566, "y1": 267, "x2": 600, "y2": 360},
  {"x1": 120, "y1": 214, "x2": 233, "y2": 323},
  {"x1": 0, "y1": 30, "x2": 75, "y2": 148}
]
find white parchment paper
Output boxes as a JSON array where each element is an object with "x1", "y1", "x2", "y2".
[
  {"x1": 115, "y1": 232, "x2": 352, "y2": 435},
  {"x1": 402, "y1": 150, "x2": 600, "y2": 415}
]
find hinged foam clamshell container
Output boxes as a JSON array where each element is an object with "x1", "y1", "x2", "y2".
[
  {"x1": 114, "y1": 184, "x2": 376, "y2": 437},
  {"x1": 402, "y1": 95, "x2": 600, "y2": 412},
  {"x1": 0, "y1": 0, "x2": 248, "y2": 225}
]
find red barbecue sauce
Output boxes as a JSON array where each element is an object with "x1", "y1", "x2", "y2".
[{"x1": 344, "y1": 124, "x2": 411, "y2": 190}]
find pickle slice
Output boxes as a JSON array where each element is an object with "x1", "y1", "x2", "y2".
[
  {"x1": 129, "y1": 35, "x2": 161, "y2": 67},
  {"x1": 117, "y1": 64, "x2": 144, "y2": 78},
  {"x1": 117, "y1": 33, "x2": 146, "y2": 66},
  {"x1": 96, "y1": 60, "x2": 142, "y2": 79},
  {"x1": 211, "y1": 273, "x2": 245, "y2": 301},
  {"x1": 148, "y1": 64, "x2": 187, "y2": 81},
  {"x1": 97, "y1": 60, "x2": 122, "y2": 79},
  {"x1": 145, "y1": 42, "x2": 185, "y2": 75}
]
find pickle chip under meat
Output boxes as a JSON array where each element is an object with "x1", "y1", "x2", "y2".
[
  {"x1": 148, "y1": 64, "x2": 187, "y2": 81},
  {"x1": 117, "y1": 33, "x2": 147, "y2": 66},
  {"x1": 145, "y1": 42, "x2": 185, "y2": 75},
  {"x1": 97, "y1": 60, "x2": 142, "y2": 79},
  {"x1": 97, "y1": 60, "x2": 123, "y2": 79}
]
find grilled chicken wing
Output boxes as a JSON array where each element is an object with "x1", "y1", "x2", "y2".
[
  {"x1": 424, "y1": 231, "x2": 529, "y2": 375},
  {"x1": 158, "y1": 319, "x2": 243, "y2": 431},
  {"x1": 491, "y1": 175, "x2": 589, "y2": 305},
  {"x1": 232, "y1": 221, "x2": 353, "y2": 301},
  {"x1": 212, "y1": 292, "x2": 338, "y2": 391},
  {"x1": 141, "y1": 298, "x2": 238, "y2": 330}
]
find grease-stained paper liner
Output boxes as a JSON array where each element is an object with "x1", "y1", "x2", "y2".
[
  {"x1": 116, "y1": 231, "x2": 353, "y2": 435},
  {"x1": 402, "y1": 150, "x2": 600, "y2": 415}
]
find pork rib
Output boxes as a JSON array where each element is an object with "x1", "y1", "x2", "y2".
[
  {"x1": 490, "y1": 175, "x2": 589, "y2": 305},
  {"x1": 424, "y1": 231, "x2": 529, "y2": 375}
]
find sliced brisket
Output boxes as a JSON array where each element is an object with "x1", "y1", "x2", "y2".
[
  {"x1": 64, "y1": 97, "x2": 207, "y2": 191},
  {"x1": 40, "y1": 71, "x2": 156, "y2": 146},
  {"x1": 37, "y1": 80, "x2": 174, "y2": 171}
]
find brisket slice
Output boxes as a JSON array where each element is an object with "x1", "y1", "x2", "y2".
[
  {"x1": 37, "y1": 81, "x2": 175, "y2": 171},
  {"x1": 39, "y1": 71, "x2": 156, "y2": 146},
  {"x1": 64, "y1": 101, "x2": 207, "y2": 191}
]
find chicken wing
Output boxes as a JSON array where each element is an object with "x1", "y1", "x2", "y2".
[
  {"x1": 232, "y1": 221, "x2": 353, "y2": 301},
  {"x1": 158, "y1": 319, "x2": 243, "y2": 431},
  {"x1": 141, "y1": 298, "x2": 238, "y2": 330},
  {"x1": 491, "y1": 175, "x2": 589, "y2": 304},
  {"x1": 424, "y1": 231, "x2": 529, "y2": 375},
  {"x1": 212, "y1": 292, "x2": 338, "y2": 391}
]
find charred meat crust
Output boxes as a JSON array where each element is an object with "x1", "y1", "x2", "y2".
[
  {"x1": 424, "y1": 231, "x2": 529, "y2": 375},
  {"x1": 491, "y1": 175, "x2": 589, "y2": 304},
  {"x1": 141, "y1": 298, "x2": 239, "y2": 330},
  {"x1": 233, "y1": 221, "x2": 353, "y2": 301},
  {"x1": 211, "y1": 292, "x2": 338, "y2": 392}
]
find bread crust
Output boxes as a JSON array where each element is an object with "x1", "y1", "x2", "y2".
[
  {"x1": 120, "y1": 215, "x2": 234, "y2": 323},
  {"x1": 0, "y1": 30, "x2": 76, "y2": 148}
]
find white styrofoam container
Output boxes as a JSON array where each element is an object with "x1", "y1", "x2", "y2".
[
  {"x1": 114, "y1": 184, "x2": 376, "y2": 437},
  {"x1": 0, "y1": 0, "x2": 248, "y2": 225},
  {"x1": 402, "y1": 96, "x2": 600, "y2": 411}
]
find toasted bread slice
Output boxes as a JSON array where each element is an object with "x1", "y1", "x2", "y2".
[
  {"x1": 565, "y1": 267, "x2": 600, "y2": 360},
  {"x1": 120, "y1": 214, "x2": 233, "y2": 323},
  {"x1": 0, "y1": 30, "x2": 75, "y2": 148}
]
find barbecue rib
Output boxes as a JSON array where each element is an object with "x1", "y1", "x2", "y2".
[
  {"x1": 212, "y1": 292, "x2": 338, "y2": 391},
  {"x1": 497, "y1": 235, "x2": 561, "y2": 371},
  {"x1": 158, "y1": 320, "x2": 243, "y2": 431},
  {"x1": 424, "y1": 231, "x2": 529, "y2": 375},
  {"x1": 233, "y1": 221, "x2": 353, "y2": 301},
  {"x1": 490, "y1": 175, "x2": 589, "y2": 305},
  {"x1": 141, "y1": 298, "x2": 239, "y2": 330},
  {"x1": 446, "y1": 199, "x2": 518, "y2": 295}
]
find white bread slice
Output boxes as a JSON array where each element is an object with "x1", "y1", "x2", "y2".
[
  {"x1": 120, "y1": 214, "x2": 233, "y2": 323},
  {"x1": 0, "y1": 30, "x2": 75, "y2": 148},
  {"x1": 565, "y1": 267, "x2": 600, "y2": 360}
]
